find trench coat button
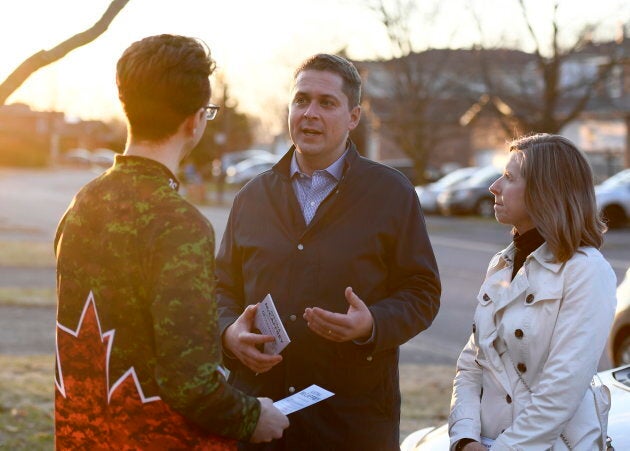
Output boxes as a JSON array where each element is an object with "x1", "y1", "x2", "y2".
[
  {"x1": 289, "y1": 315, "x2": 297, "y2": 322},
  {"x1": 297, "y1": 243, "x2": 304, "y2": 250},
  {"x1": 288, "y1": 386, "x2": 296, "y2": 393},
  {"x1": 517, "y1": 363, "x2": 527, "y2": 373},
  {"x1": 506, "y1": 394, "x2": 512, "y2": 404},
  {"x1": 514, "y1": 329, "x2": 524, "y2": 339},
  {"x1": 525, "y1": 294, "x2": 534, "y2": 304},
  {"x1": 472, "y1": 323, "x2": 476, "y2": 333},
  {"x1": 483, "y1": 293, "x2": 490, "y2": 302},
  {"x1": 366, "y1": 355, "x2": 373, "y2": 362}
]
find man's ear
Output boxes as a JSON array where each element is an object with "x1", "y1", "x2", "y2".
[
  {"x1": 183, "y1": 109, "x2": 203, "y2": 136},
  {"x1": 348, "y1": 105, "x2": 361, "y2": 131}
]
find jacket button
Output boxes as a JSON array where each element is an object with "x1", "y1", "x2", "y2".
[
  {"x1": 506, "y1": 394, "x2": 512, "y2": 404},
  {"x1": 472, "y1": 323, "x2": 476, "y2": 333},
  {"x1": 525, "y1": 294, "x2": 534, "y2": 304},
  {"x1": 288, "y1": 386, "x2": 296, "y2": 393},
  {"x1": 514, "y1": 329, "x2": 524, "y2": 339},
  {"x1": 483, "y1": 293, "x2": 490, "y2": 302},
  {"x1": 517, "y1": 363, "x2": 527, "y2": 373},
  {"x1": 366, "y1": 355, "x2": 373, "y2": 362},
  {"x1": 289, "y1": 315, "x2": 297, "y2": 322},
  {"x1": 297, "y1": 244, "x2": 304, "y2": 250}
]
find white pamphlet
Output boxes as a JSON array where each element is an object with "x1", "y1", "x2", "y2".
[
  {"x1": 254, "y1": 294, "x2": 291, "y2": 355},
  {"x1": 273, "y1": 384, "x2": 335, "y2": 415}
]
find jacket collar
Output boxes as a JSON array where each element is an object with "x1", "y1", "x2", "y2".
[
  {"x1": 272, "y1": 139, "x2": 360, "y2": 180},
  {"x1": 492, "y1": 241, "x2": 563, "y2": 274}
]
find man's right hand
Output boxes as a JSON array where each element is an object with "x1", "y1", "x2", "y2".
[
  {"x1": 222, "y1": 304, "x2": 283, "y2": 374},
  {"x1": 250, "y1": 397, "x2": 289, "y2": 443}
]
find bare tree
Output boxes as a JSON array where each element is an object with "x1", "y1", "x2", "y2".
[
  {"x1": 0, "y1": 0, "x2": 130, "y2": 105},
  {"x1": 360, "y1": 0, "x2": 462, "y2": 184},
  {"x1": 471, "y1": 0, "x2": 625, "y2": 135}
]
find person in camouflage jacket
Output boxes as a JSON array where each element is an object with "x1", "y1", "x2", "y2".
[{"x1": 54, "y1": 34, "x2": 288, "y2": 450}]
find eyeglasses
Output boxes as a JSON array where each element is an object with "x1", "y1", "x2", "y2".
[{"x1": 204, "y1": 104, "x2": 220, "y2": 121}]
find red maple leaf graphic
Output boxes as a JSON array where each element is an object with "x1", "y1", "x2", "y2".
[{"x1": 55, "y1": 292, "x2": 235, "y2": 450}]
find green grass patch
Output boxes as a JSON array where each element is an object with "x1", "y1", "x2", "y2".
[
  {"x1": 0, "y1": 241, "x2": 54, "y2": 267},
  {"x1": 0, "y1": 356, "x2": 453, "y2": 448},
  {"x1": 0, "y1": 355, "x2": 54, "y2": 450},
  {"x1": 0, "y1": 288, "x2": 56, "y2": 307}
]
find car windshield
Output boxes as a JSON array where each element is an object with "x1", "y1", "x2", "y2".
[
  {"x1": 432, "y1": 167, "x2": 478, "y2": 188},
  {"x1": 599, "y1": 169, "x2": 630, "y2": 188},
  {"x1": 459, "y1": 166, "x2": 500, "y2": 188}
]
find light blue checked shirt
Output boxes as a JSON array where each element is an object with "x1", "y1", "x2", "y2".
[
  {"x1": 290, "y1": 150, "x2": 347, "y2": 225},
  {"x1": 289, "y1": 148, "x2": 376, "y2": 344}
]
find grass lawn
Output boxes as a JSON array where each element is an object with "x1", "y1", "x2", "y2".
[
  {"x1": 0, "y1": 355, "x2": 453, "y2": 449},
  {"x1": 0, "y1": 355, "x2": 54, "y2": 450},
  {"x1": 0, "y1": 241, "x2": 54, "y2": 268}
]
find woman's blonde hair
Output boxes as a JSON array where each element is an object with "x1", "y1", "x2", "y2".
[{"x1": 509, "y1": 133, "x2": 606, "y2": 262}]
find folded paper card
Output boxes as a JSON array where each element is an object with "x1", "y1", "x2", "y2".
[{"x1": 254, "y1": 294, "x2": 291, "y2": 355}]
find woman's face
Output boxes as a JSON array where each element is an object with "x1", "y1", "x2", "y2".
[{"x1": 489, "y1": 151, "x2": 535, "y2": 233}]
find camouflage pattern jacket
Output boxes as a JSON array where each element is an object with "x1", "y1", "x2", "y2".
[{"x1": 55, "y1": 155, "x2": 259, "y2": 449}]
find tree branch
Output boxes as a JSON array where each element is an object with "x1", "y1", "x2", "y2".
[{"x1": 0, "y1": 0, "x2": 130, "y2": 105}]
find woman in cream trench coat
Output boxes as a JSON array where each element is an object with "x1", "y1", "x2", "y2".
[{"x1": 449, "y1": 134, "x2": 617, "y2": 451}]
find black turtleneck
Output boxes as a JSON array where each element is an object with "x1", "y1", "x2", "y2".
[{"x1": 512, "y1": 228, "x2": 545, "y2": 280}]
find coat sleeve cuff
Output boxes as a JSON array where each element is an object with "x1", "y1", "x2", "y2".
[{"x1": 448, "y1": 417, "x2": 480, "y2": 451}]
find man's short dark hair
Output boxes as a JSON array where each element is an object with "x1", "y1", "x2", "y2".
[
  {"x1": 116, "y1": 34, "x2": 216, "y2": 142},
  {"x1": 294, "y1": 54, "x2": 362, "y2": 109}
]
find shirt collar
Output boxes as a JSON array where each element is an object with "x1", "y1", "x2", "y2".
[{"x1": 289, "y1": 148, "x2": 348, "y2": 181}]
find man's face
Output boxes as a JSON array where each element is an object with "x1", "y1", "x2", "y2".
[{"x1": 288, "y1": 70, "x2": 360, "y2": 173}]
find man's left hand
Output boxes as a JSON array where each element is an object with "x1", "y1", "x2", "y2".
[{"x1": 303, "y1": 287, "x2": 373, "y2": 342}]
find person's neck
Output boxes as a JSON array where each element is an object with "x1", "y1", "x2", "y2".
[
  {"x1": 295, "y1": 146, "x2": 346, "y2": 176},
  {"x1": 124, "y1": 137, "x2": 185, "y2": 175}
]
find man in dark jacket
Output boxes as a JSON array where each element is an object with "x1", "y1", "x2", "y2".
[
  {"x1": 217, "y1": 53, "x2": 441, "y2": 450},
  {"x1": 54, "y1": 34, "x2": 288, "y2": 450}
]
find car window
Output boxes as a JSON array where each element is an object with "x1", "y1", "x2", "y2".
[
  {"x1": 460, "y1": 167, "x2": 500, "y2": 188},
  {"x1": 432, "y1": 167, "x2": 478, "y2": 188}
]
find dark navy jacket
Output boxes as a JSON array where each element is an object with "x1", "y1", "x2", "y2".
[{"x1": 217, "y1": 142, "x2": 441, "y2": 450}]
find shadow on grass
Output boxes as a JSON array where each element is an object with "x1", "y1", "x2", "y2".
[{"x1": 0, "y1": 356, "x2": 455, "y2": 448}]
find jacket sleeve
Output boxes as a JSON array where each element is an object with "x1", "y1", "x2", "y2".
[
  {"x1": 449, "y1": 334, "x2": 483, "y2": 449},
  {"x1": 215, "y1": 196, "x2": 247, "y2": 343},
  {"x1": 368, "y1": 185, "x2": 441, "y2": 353},
  {"x1": 493, "y1": 253, "x2": 617, "y2": 450},
  {"x1": 148, "y1": 207, "x2": 260, "y2": 440}
]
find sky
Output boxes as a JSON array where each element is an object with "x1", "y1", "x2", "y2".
[{"x1": 1, "y1": 0, "x2": 627, "y2": 135}]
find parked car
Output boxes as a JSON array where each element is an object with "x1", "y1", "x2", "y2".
[
  {"x1": 415, "y1": 167, "x2": 479, "y2": 214},
  {"x1": 609, "y1": 266, "x2": 630, "y2": 367},
  {"x1": 61, "y1": 148, "x2": 117, "y2": 169},
  {"x1": 91, "y1": 148, "x2": 117, "y2": 168},
  {"x1": 225, "y1": 157, "x2": 277, "y2": 185},
  {"x1": 436, "y1": 166, "x2": 502, "y2": 217},
  {"x1": 61, "y1": 148, "x2": 92, "y2": 166},
  {"x1": 596, "y1": 168, "x2": 630, "y2": 229},
  {"x1": 221, "y1": 149, "x2": 275, "y2": 172},
  {"x1": 221, "y1": 149, "x2": 277, "y2": 175},
  {"x1": 400, "y1": 364, "x2": 630, "y2": 450}
]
